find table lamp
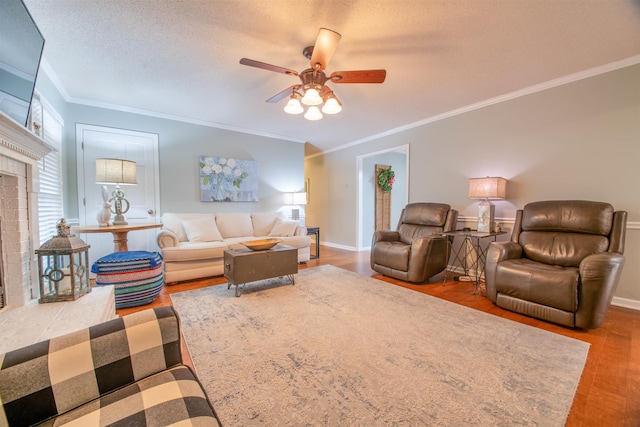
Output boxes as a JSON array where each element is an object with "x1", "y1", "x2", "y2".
[
  {"x1": 95, "y1": 158, "x2": 137, "y2": 225},
  {"x1": 468, "y1": 177, "x2": 507, "y2": 233},
  {"x1": 287, "y1": 192, "x2": 307, "y2": 220}
]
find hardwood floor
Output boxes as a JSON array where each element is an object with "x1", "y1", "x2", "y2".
[{"x1": 117, "y1": 246, "x2": 640, "y2": 427}]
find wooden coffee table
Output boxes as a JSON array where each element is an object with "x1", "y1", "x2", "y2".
[{"x1": 224, "y1": 245, "x2": 298, "y2": 297}]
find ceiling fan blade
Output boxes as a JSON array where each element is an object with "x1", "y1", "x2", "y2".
[
  {"x1": 330, "y1": 69, "x2": 387, "y2": 84},
  {"x1": 309, "y1": 28, "x2": 341, "y2": 71},
  {"x1": 266, "y1": 85, "x2": 301, "y2": 103},
  {"x1": 240, "y1": 58, "x2": 298, "y2": 76}
]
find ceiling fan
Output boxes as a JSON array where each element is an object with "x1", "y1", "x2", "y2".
[{"x1": 239, "y1": 28, "x2": 386, "y2": 120}]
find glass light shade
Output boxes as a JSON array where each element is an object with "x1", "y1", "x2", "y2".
[
  {"x1": 301, "y1": 88, "x2": 323, "y2": 106},
  {"x1": 304, "y1": 106, "x2": 323, "y2": 120},
  {"x1": 322, "y1": 97, "x2": 342, "y2": 114},
  {"x1": 284, "y1": 97, "x2": 303, "y2": 114},
  {"x1": 95, "y1": 158, "x2": 137, "y2": 185},
  {"x1": 468, "y1": 177, "x2": 507, "y2": 200}
]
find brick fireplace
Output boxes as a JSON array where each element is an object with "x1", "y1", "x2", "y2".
[
  {"x1": 0, "y1": 112, "x2": 116, "y2": 354},
  {"x1": 0, "y1": 112, "x2": 52, "y2": 309}
]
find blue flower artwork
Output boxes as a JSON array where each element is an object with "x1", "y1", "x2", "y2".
[{"x1": 199, "y1": 156, "x2": 258, "y2": 202}]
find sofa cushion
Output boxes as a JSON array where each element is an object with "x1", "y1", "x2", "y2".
[
  {"x1": 215, "y1": 213, "x2": 254, "y2": 238},
  {"x1": 181, "y1": 215, "x2": 223, "y2": 242},
  {"x1": 269, "y1": 218, "x2": 299, "y2": 237},
  {"x1": 41, "y1": 366, "x2": 220, "y2": 426},
  {"x1": 161, "y1": 241, "x2": 228, "y2": 262},
  {"x1": 495, "y1": 258, "x2": 579, "y2": 312},
  {"x1": 251, "y1": 212, "x2": 281, "y2": 236},
  {"x1": 519, "y1": 231, "x2": 609, "y2": 267}
]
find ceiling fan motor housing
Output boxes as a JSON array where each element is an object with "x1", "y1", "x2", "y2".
[{"x1": 299, "y1": 69, "x2": 327, "y2": 91}]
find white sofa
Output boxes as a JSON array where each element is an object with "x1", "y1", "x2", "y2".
[{"x1": 157, "y1": 212, "x2": 311, "y2": 283}]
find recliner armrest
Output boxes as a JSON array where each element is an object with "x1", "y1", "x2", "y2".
[
  {"x1": 577, "y1": 252, "x2": 625, "y2": 329},
  {"x1": 484, "y1": 241, "x2": 523, "y2": 301},
  {"x1": 408, "y1": 235, "x2": 449, "y2": 283},
  {"x1": 372, "y1": 230, "x2": 400, "y2": 244}
]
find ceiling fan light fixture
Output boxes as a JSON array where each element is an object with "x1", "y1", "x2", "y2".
[
  {"x1": 304, "y1": 106, "x2": 323, "y2": 121},
  {"x1": 322, "y1": 96, "x2": 342, "y2": 114},
  {"x1": 301, "y1": 87, "x2": 323, "y2": 106},
  {"x1": 284, "y1": 95, "x2": 303, "y2": 114}
]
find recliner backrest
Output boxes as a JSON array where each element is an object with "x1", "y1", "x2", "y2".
[
  {"x1": 518, "y1": 200, "x2": 615, "y2": 267},
  {"x1": 397, "y1": 203, "x2": 452, "y2": 244}
]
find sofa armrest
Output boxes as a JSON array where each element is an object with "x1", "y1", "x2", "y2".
[
  {"x1": 157, "y1": 229, "x2": 180, "y2": 248},
  {"x1": 294, "y1": 225, "x2": 308, "y2": 236},
  {"x1": 576, "y1": 252, "x2": 626, "y2": 329},
  {"x1": 0, "y1": 307, "x2": 182, "y2": 426},
  {"x1": 485, "y1": 241, "x2": 523, "y2": 302}
]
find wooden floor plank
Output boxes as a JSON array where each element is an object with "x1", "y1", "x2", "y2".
[{"x1": 116, "y1": 246, "x2": 640, "y2": 427}]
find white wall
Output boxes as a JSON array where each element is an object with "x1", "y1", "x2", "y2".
[
  {"x1": 58, "y1": 104, "x2": 304, "y2": 218},
  {"x1": 306, "y1": 64, "x2": 640, "y2": 304}
]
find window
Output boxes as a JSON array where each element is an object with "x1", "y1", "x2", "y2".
[{"x1": 31, "y1": 93, "x2": 64, "y2": 246}]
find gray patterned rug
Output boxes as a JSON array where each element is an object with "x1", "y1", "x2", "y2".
[{"x1": 171, "y1": 265, "x2": 589, "y2": 426}]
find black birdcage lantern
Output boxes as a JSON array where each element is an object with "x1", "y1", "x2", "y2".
[{"x1": 35, "y1": 218, "x2": 91, "y2": 303}]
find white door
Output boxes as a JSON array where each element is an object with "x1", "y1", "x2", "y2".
[{"x1": 76, "y1": 124, "x2": 160, "y2": 266}]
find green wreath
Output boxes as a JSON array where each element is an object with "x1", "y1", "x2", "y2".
[{"x1": 377, "y1": 166, "x2": 395, "y2": 193}]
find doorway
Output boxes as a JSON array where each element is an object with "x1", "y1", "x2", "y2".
[
  {"x1": 357, "y1": 145, "x2": 409, "y2": 250},
  {"x1": 75, "y1": 124, "x2": 160, "y2": 265}
]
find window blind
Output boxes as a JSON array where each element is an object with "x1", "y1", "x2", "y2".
[{"x1": 33, "y1": 94, "x2": 64, "y2": 246}]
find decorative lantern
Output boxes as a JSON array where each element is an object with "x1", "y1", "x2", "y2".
[{"x1": 35, "y1": 218, "x2": 91, "y2": 303}]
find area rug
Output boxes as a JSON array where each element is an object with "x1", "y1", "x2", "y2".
[{"x1": 171, "y1": 265, "x2": 589, "y2": 426}]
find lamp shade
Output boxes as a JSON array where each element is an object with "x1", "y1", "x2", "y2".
[
  {"x1": 468, "y1": 177, "x2": 507, "y2": 200},
  {"x1": 95, "y1": 159, "x2": 137, "y2": 185},
  {"x1": 293, "y1": 192, "x2": 307, "y2": 205}
]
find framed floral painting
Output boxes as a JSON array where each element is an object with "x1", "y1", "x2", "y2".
[{"x1": 199, "y1": 156, "x2": 258, "y2": 202}]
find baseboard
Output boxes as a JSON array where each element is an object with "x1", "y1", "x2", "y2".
[
  {"x1": 321, "y1": 241, "x2": 357, "y2": 251},
  {"x1": 611, "y1": 296, "x2": 640, "y2": 311}
]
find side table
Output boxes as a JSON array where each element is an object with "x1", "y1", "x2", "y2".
[
  {"x1": 71, "y1": 223, "x2": 163, "y2": 252},
  {"x1": 306, "y1": 227, "x2": 320, "y2": 259},
  {"x1": 442, "y1": 230, "x2": 506, "y2": 293}
]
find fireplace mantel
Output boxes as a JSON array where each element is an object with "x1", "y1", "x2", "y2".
[{"x1": 0, "y1": 112, "x2": 55, "y2": 165}]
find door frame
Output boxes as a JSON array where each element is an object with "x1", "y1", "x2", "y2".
[
  {"x1": 75, "y1": 124, "x2": 160, "y2": 263},
  {"x1": 356, "y1": 144, "x2": 409, "y2": 251}
]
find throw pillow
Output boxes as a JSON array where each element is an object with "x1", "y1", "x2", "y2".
[
  {"x1": 181, "y1": 216, "x2": 223, "y2": 242},
  {"x1": 215, "y1": 213, "x2": 254, "y2": 238},
  {"x1": 269, "y1": 218, "x2": 299, "y2": 237},
  {"x1": 251, "y1": 212, "x2": 279, "y2": 236}
]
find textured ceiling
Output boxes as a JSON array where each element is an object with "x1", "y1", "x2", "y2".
[{"x1": 22, "y1": 0, "x2": 640, "y2": 156}]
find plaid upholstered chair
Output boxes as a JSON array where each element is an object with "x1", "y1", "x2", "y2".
[
  {"x1": 370, "y1": 202, "x2": 458, "y2": 283},
  {"x1": 0, "y1": 307, "x2": 221, "y2": 426}
]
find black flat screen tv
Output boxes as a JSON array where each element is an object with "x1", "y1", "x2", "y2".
[{"x1": 0, "y1": 0, "x2": 45, "y2": 127}]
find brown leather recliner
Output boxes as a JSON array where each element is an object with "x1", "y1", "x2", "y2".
[
  {"x1": 371, "y1": 203, "x2": 458, "y2": 283},
  {"x1": 485, "y1": 200, "x2": 626, "y2": 329}
]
